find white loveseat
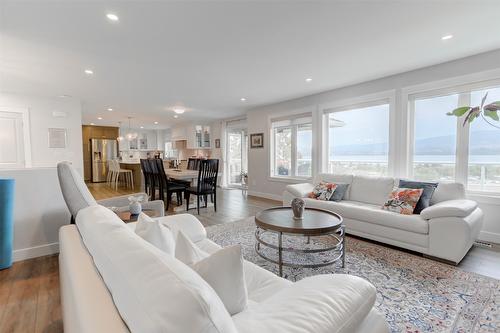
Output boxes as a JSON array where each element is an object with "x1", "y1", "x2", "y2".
[
  {"x1": 59, "y1": 208, "x2": 390, "y2": 333},
  {"x1": 283, "y1": 174, "x2": 483, "y2": 264}
]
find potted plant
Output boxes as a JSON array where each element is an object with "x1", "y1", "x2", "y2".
[
  {"x1": 447, "y1": 92, "x2": 500, "y2": 128},
  {"x1": 240, "y1": 172, "x2": 248, "y2": 185}
]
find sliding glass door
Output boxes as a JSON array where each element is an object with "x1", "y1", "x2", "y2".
[{"x1": 227, "y1": 128, "x2": 248, "y2": 187}]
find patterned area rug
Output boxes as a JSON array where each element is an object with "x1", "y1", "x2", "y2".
[{"x1": 206, "y1": 218, "x2": 499, "y2": 333}]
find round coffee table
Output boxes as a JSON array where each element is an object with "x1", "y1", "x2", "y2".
[{"x1": 255, "y1": 207, "x2": 344, "y2": 277}]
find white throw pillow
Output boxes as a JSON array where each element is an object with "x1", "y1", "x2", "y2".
[
  {"x1": 135, "y1": 213, "x2": 175, "y2": 255},
  {"x1": 192, "y1": 245, "x2": 248, "y2": 315},
  {"x1": 175, "y1": 230, "x2": 209, "y2": 265}
]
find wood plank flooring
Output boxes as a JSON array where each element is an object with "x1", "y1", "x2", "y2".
[{"x1": 1, "y1": 184, "x2": 499, "y2": 333}]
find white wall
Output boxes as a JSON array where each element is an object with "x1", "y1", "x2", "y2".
[
  {"x1": 0, "y1": 92, "x2": 83, "y2": 261},
  {"x1": 247, "y1": 49, "x2": 500, "y2": 244}
]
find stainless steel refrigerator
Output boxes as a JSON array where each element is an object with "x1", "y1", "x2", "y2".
[{"x1": 91, "y1": 139, "x2": 118, "y2": 182}]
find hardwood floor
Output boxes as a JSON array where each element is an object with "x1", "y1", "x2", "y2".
[{"x1": 1, "y1": 185, "x2": 499, "y2": 333}]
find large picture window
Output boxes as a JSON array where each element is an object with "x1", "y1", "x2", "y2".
[
  {"x1": 412, "y1": 94, "x2": 459, "y2": 182},
  {"x1": 271, "y1": 114, "x2": 312, "y2": 178},
  {"x1": 327, "y1": 103, "x2": 390, "y2": 176},
  {"x1": 409, "y1": 82, "x2": 500, "y2": 193},
  {"x1": 468, "y1": 87, "x2": 500, "y2": 192}
]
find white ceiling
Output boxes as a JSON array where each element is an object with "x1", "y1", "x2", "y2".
[{"x1": 2, "y1": 1, "x2": 500, "y2": 129}]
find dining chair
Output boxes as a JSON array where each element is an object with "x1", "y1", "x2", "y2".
[
  {"x1": 185, "y1": 159, "x2": 219, "y2": 215},
  {"x1": 140, "y1": 159, "x2": 151, "y2": 196},
  {"x1": 155, "y1": 159, "x2": 186, "y2": 209}
]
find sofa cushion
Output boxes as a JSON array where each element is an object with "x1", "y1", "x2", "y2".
[
  {"x1": 350, "y1": 175, "x2": 395, "y2": 205},
  {"x1": 76, "y1": 205, "x2": 237, "y2": 333},
  {"x1": 175, "y1": 230, "x2": 209, "y2": 265},
  {"x1": 430, "y1": 182, "x2": 466, "y2": 204},
  {"x1": 192, "y1": 245, "x2": 248, "y2": 315},
  {"x1": 195, "y1": 238, "x2": 293, "y2": 303},
  {"x1": 382, "y1": 187, "x2": 424, "y2": 215},
  {"x1": 303, "y1": 199, "x2": 429, "y2": 234},
  {"x1": 232, "y1": 274, "x2": 376, "y2": 333},
  {"x1": 398, "y1": 180, "x2": 438, "y2": 214},
  {"x1": 309, "y1": 182, "x2": 337, "y2": 201},
  {"x1": 313, "y1": 174, "x2": 353, "y2": 199},
  {"x1": 135, "y1": 213, "x2": 175, "y2": 255},
  {"x1": 329, "y1": 183, "x2": 350, "y2": 202},
  {"x1": 285, "y1": 183, "x2": 315, "y2": 198}
]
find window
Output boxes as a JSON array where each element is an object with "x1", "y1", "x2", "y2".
[
  {"x1": 271, "y1": 114, "x2": 312, "y2": 178},
  {"x1": 412, "y1": 94, "x2": 459, "y2": 182},
  {"x1": 409, "y1": 81, "x2": 500, "y2": 193},
  {"x1": 327, "y1": 103, "x2": 390, "y2": 176},
  {"x1": 468, "y1": 87, "x2": 500, "y2": 192}
]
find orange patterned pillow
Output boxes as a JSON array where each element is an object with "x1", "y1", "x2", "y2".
[
  {"x1": 382, "y1": 187, "x2": 424, "y2": 215},
  {"x1": 309, "y1": 182, "x2": 338, "y2": 201}
]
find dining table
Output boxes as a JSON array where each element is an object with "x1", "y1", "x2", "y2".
[{"x1": 164, "y1": 169, "x2": 199, "y2": 182}]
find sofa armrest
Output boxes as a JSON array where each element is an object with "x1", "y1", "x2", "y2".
[
  {"x1": 285, "y1": 183, "x2": 314, "y2": 198},
  {"x1": 420, "y1": 199, "x2": 477, "y2": 220}
]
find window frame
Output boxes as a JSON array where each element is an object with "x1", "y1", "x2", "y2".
[
  {"x1": 319, "y1": 90, "x2": 396, "y2": 177},
  {"x1": 269, "y1": 112, "x2": 313, "y2": 181},
  {"x1": 405, "y1": 76, "x2": 500, "y2": 195}
]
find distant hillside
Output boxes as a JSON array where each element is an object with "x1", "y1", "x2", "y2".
[{"x1": 331, "y1": 130, "x2": 500, "y2": 155}]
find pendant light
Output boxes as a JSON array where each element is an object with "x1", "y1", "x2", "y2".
[
  {"x1": 126, "y1": 117, "x2": 138, "y2": 141},
  {"x1": 117, "y1": 121, "x2": 124, "y2": 142}
]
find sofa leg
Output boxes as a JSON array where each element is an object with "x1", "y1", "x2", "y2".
[{"x1": 423, "y1": 254, "x2": 458, "y2": 266}]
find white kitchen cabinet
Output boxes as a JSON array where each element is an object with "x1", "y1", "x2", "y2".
[{"x1": 186, "y1": 125, "x2": 210, "y2": 149}]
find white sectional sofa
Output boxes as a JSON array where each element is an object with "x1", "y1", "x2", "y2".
[
  {"x1": 59, "y1": 209, "x2": 390, "y2": 333},
  {"x1": 283, "y1": 173, "x2": 483, "y2": 264}
]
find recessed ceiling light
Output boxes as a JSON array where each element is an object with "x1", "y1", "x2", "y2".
[
  {"x1": 97, "y1": 117, "x2": 103, "y2": 120},
  {"x1": 106, "y1": 13, "x2": 119, "y2": 22},
  {"x1": 107, "y1": 108, "x2": 113, "y2": 111},
  {"x1": 305, "y1": 78, "x2": 312, "y2": 82},
  {"x1": 174, "y1": 115, "x2": 179, "y2": 119},
  {"x1": 240, "y1": 97, "x2": 247, "y2": 102},
  {"x1": 154, "y1": 121, "x2": 159, "y2": 124},
  {"x1": 173, "y1": 108, "x2": 185, "y2": 114},
  {"x1": 84, "y1": 69, "x2": 94, "y2": 75},
  {"x1": 140, "y1": 126, "x2": 144, "y2": 129},
  {"x1": 441, "y1": 34, "x2": 453, "y2": 41},
  {"x1": 58, "y1": 94, "x2": 71, "y2": 98},
  {"x1": 90, "y1": 122, "x2": 95, "y2": 125}
]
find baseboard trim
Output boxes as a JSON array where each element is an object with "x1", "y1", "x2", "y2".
[
  {"x1": 13, "y1": 242, "x2": 59, "y2": 262},
  {"x1": 478, "y1": 231, "x2": 500, "y2": 245},
  {"x1": 247, "y1": 190, "x2": 282, "y2": 202}
]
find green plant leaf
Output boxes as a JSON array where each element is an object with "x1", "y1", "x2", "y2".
[
  {"x1": 480, "y1": 92, "x2": 489, "y2": 109},
  {"x1": 447, "y1": 106, "x2": 471, "y2": 117},
  {"x1": 484, "y1": 110, "x2": 500, "y2": 121}
]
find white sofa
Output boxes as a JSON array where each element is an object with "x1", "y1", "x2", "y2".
[
  {"x1": 59, "y1": 208, "x2": 390, "y2": 333},
  {"x1": 283, "y1": 174, "x2": 483, "y2": 264}
]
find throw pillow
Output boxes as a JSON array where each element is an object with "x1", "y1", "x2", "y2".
[
  {"x1": 191, "y1": 245, "x2": 248, "y2": 315},
  {"x1": 382, "y1": 187, "x2": 424, "y2": 215},
  {"x1": 398, "y1": 180, "x2": 438, "y2": 214},
  {"x1": 309, "y1": 182, "x2": 337, "y2": 201},
  {"x1": 329, "y1": 183, "x2": 349, "y2": 202},
  {"x1": 135, "y1": 213, "x2": 175, "y2": 255},
  {"x1": 175, "y1": 230, "x2": 209, "y2": 265}
]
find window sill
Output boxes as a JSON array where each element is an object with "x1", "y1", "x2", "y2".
[{"x1": 268, "y1": 176, "x2": 312, "y2": 184}]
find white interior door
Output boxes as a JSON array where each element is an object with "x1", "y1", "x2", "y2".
[{"x1": 0, "y1": 111, "x2": 26, "y2": 168}]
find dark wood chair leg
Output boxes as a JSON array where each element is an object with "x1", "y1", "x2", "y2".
[
  {"x1": 213, "y1": 191, "x2": 217, "y2": 212},
  {"x1": 166, "y1": 191, "x2": 170, "y2": 210},
  {"x1": 197, "y1": 195, "x2": 200, "y2": 215},
  {"x1": 185, "y1": 192, "x2": 190, "y2": 211},
  {"x1": 210, "y1": 193, "x2": 214, "y2": 203},
  {"x1": 204, "y1": 195, "x2": 208, "y2": 208}
]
